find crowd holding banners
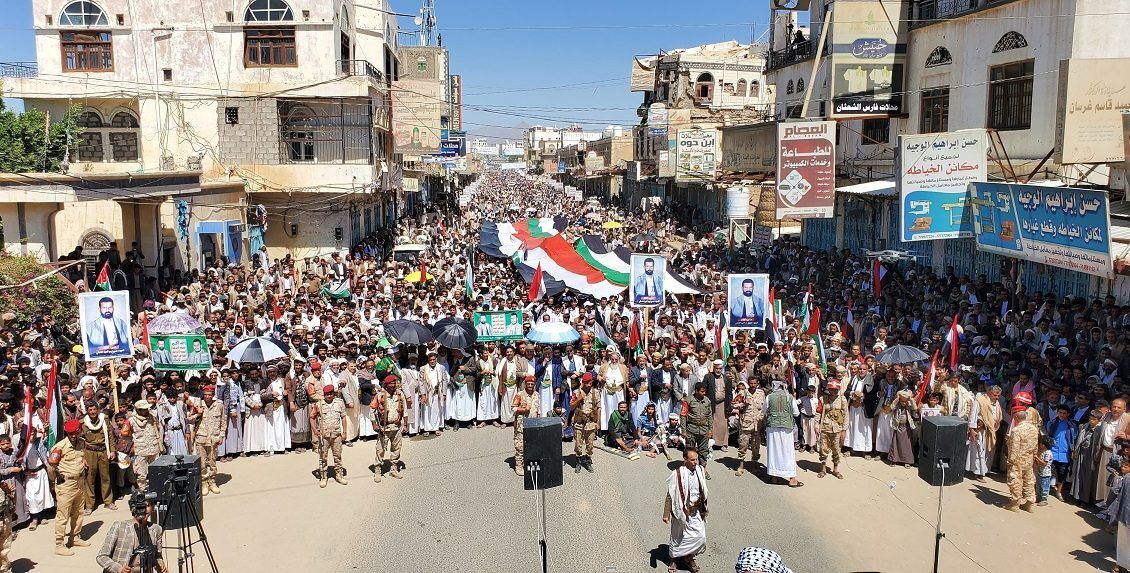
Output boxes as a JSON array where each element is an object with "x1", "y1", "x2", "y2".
[{"x1": 0, "y1": 168, "x2": 1128, "y2": 569}]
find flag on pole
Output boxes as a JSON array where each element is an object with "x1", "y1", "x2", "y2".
[
  {"x1": 916, "y1": 350, "x2": 939, "y2": 405},
  {"x1": 767, "y1": 288, "x2": 782, "y2": 344},
  {"x1": 272, "y1": 299, "x2": 283, "y2": 322},
  {"x1": 628, "y1": 311, "x2": 643, "y2": 355},
  {"x1": 945, "y1": 313, "x2": 963, "y2": 371},
  {"x1": 438, "y1": 218, "x2": 447, "y2": 237},
  {"x1": 419, "y1": 259, "x2": 427, "y2": 284},
  {"x1": 812, "y1": 335, "x2": 828, "y2": 376},
  {"x1": 95, "y1": 262, "x2": 111, "y2": 291},
  {"x1": 43, "y1": 361, "x2": 64, "y2": 449},
  {"x1": 799, "y1": 283, "x2": 813, "y2": 328},
  {"x1": 593, "y1": 312, "x2": 614, "y2": 350},
  {"x1": 139, "y1": 311, "x2": 151, "y2": 350},
  {"x1": 528, "y1": 263, "x2": 546, "y2": 302},
  {"x1": 807, "y1": 306, "x2": 821, "y2": 336},
  {"x1": 715, "y1": 312, "x2": 731, "y2": 360},
  {"x1": 319, "y1": 279, "x2": 351, "y2": 299},
  {"x1": 872, "y1": 260, "x2": 887, "y2": 298},
  {"x1": 845, "y1": 299, "x2": 855, "y2": 341}
]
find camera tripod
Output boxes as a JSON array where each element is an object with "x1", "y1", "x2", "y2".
[{"x1": 157, "y1": 458, "x2": 219, "y2": 573}]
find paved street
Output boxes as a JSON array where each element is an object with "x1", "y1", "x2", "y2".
[{"x1": 11, "y1": 427, "x2": 1113, "y2": 573}]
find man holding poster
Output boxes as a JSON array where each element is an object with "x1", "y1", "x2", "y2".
[
  {"x1": 80, "y1": 292, "x2": 133, "y2": 360},
  {"x1": 631, "y1": 255, "x2": 666, "y2": 307},
  {"x1": 727, "y1": 274, "x2": 769, "y2": 329}
]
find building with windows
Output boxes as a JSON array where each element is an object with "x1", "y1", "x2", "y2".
[
  {"x1": 523, "y1": 125, "x2": 603, "y2": 169},
  {"x1": 0, "y1": 0, "x2": 401, "y2": 269},
  {"x1": 763, "y1": 0, "x2": 1130, "y2": 298}
]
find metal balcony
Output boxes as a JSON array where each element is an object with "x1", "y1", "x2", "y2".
[
  {"x1": 0, "y1": 62, "x2": 38, "y2": 78},
  {"x1": 766, "y1": 40, "x2": 813, "y2": 72},
  {"x1": 337, "y1": 59, "x2": 386, "y2": 88},
  {"x1": 911, "y1": 0, "x2": 1016, "y2": 29}
]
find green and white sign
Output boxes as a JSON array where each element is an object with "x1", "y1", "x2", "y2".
[
  {"x1": 151, "y1": 334, "x2": 211, "y2": 371},
  {"x1": 472, "y1": 310, "x2": 524, "y2": 341}
]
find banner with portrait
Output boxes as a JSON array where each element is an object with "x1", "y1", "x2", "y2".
[
  {"x1": 727, "y1": 274, "x2": 770, "y2": 329},
  {"x1": 629, "y1": 254, "x2": 666, "y2": 308},
  {"x1": 79, "y1": 290, "x2": 134, "y2": 361},
  {"x1": 150, "y1": 334, "x2": 212, "y2": 371},
  {"x1": 472, "y1": 310, "x2": 525, "y2": 342}
]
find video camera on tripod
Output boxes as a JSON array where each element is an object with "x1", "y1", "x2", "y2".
[{"x1": 128, "y1": 490, "x2": 160, "y2": 573}]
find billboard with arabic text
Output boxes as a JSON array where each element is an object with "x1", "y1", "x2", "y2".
[
  {"x1": 830, "y1": 1, "x2": 907, "y2": 117},
  {"x1": 970, "y1": 182, "x2": 1112, "y2": 278},
  {"x1": 898, "y1": 130, "x2": 987, "y2": 242},
  {"x1": 776, "y1": 121, "x2": 836, "y2": 219}
]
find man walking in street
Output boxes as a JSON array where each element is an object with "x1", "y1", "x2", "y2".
[
  {"x1": 310, "y1": 384, "x2": 349, "y2": 488},
  {"x1": 683, "y1": 382, "x2": 713, "y2": 480},
  {"x1": 570, "y1": 372, "x2": 600, "y2": 473},
  {"x1": 373, "y1": 375, "x2": 407, "y2": 482},
  {"x1": 816, "y1": 379, "x2": 848, "y2": 480},
  {"x1": 512, "y1": 375, "x2": 540, "y2": 476},
  {"x1": 48, "y1": 420, "x2": 89, "y2": 556},
  {"x1": 733, "y1": 380, "x2": 765, "y2": 477},
  {"x1": 1005, "y1": 407, "x2": 1039, "y2": 511},
  {"x1": 663, "y1": 446, "x2": 708, "y2": 573},
  {"x1": 193, "y1": 385, "x2": 226, "y2": 495}
]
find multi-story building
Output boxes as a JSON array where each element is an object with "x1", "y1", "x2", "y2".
[
  {"x1": 0, "y1": 0, "x2": 401, "y2": 269},
  {"x1": 523, "y1": 125, "x2": 602, "y2": 168},
  {"x1": 626, "y1": 40, "x2": 773, "y2": 219},
  {"x1": 764, "y1": 0, "x2": 1130, "y2": 297},
  {"x1": 393, "y1": 44, "x2": 453, "y2": 206}
]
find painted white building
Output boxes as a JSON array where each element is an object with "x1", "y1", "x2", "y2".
[{"x1": 1, "y1": 0, "x2": 402, "y2": 269}]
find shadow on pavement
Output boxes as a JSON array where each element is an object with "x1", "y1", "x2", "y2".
[
  {"x1": 11, "y1": 558, "x2": 36, "y2": 573},
  {"x1": 969, "y1": 484, "x2": 1009, "y2": 505},
  {"x1": 648, "y1": 544, "x2": 672, "y2": 569},
  {"x1": 80, "y1": 519, "x2": 104, "y2": 540}
]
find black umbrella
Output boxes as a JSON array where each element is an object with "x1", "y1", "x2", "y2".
[
  {"x1": 431, "y1": 317, "x2": 477, "y2": 350},
  {"x1": 875, "y1": 344, "x2": 930, "y2": 364},
  {"x1": 383, "y1": 319, "x2": 434, "y2": 346},
  {"x1": 227, "y1": 336, "x2": 290, "y2": 364},
  {"x1": 631, "y1": 231, "x2": 657, "y2": 243}
]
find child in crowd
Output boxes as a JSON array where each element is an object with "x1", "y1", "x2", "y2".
[
  {"x1": 1100, "y1": 457, "x2": 1130, "y2": 529},
  {"x1": 656, "y1": 412, "x2": 684, "y2": 460},
  {"x1": 919, "y1": 393, "x2": 944, "y2": 418},
  {"x1": 1035, "y1": 435, "x2": 1054, "y2": 506},
  {"x1": 798, "y1": 384, "x2": 818, "y2": 452}
]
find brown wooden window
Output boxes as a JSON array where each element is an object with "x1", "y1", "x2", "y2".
[
  {"x1": 245, "y1": 28, "x2": 296, "y2": 67},
  {"x1": 988, "y1": 61, "x2": 1033, "y2": 131},
  {"x1": 862, "y1": 118, "x2": 890, "y2": 144},
  {"x1": 61, "y1": 31, "x2": 113, "y2": 72},
  {"x1": 920, "y1": 87, "x2": 950, "y2": 133}
]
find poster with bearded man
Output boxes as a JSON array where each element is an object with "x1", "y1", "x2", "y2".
[
  {"x1": 79, "y1": 291, "x2": 135, "y2": 360},
  {"x1": 727, "y1": 274, "x2": 769, "y2": 329},
  {"x1": 630, "y1": 254, "x2": 666, "y2": 308}
]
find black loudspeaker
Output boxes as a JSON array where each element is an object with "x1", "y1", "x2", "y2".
[
  {"x1": 522, "y1": 417, "x2": 563, "y2": 490},
  {"x1": 147, "y1": 454, "x2": 203, "y2": 529},
  {"x1": 918, "y1": 416, "x2": 968, "y2": 486}
]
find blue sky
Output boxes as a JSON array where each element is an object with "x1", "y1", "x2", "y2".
[{"x1": 0, "y1": 0, "x2": 771, "y2": 139}]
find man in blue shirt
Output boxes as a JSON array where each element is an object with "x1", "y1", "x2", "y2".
[{"x1": 1045, "y1": 405, "x2": 1077, "y2": 501}]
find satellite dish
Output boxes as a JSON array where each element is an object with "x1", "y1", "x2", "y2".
[{"x1": 414, "y1": 15, "x2": 423, "y2": 26}]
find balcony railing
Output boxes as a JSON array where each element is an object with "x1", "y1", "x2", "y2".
[
  {"x1": 766, "y1": 39, "x2": 813, "y2": 72},
  {"x1": 0, "y1": 62, "x2": 38, "y2": 78},
  {"x1": 338, "y1": 59, "x2": 385, "y2": 87},
  {"x1": 911, "y1": 0, "x2": 1013, "y2": 29}
]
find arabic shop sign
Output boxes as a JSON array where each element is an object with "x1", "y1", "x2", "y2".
[
  {"x1": 898, "y1": 130, "x2": 988, "y2": 242},
  {"x1": 830, "y1": 1, "x2": 907, "y2": 118},
  {"x1": 776, "y1": 121, "x2": 836, "y2": 219},
  {"x1": 970, "y1": 182, "x2": 1113, "y2": 278},
  {"x1": 1054, "y1": 58, "x2": 1130, "y2": 164}
]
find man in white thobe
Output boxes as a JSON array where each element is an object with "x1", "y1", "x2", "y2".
[
  {"x1": 966, "y1": 385, "x2": 1003, "y2": 480},
  {"x1": 663, "y1": 447, "x2": 708, "y2": 573}
]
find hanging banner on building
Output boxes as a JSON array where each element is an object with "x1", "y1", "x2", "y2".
[
  {"x1": 472, "y1": 310, "x2": 525, "y2": 341},
  {"x1": 151, "y1": 334, "x2": 212, "y2": 371},
  {"x1": 1054, "y1": 58, "x2": 1130, "y2": 164},
  {"x1": 675, "y1": 129, "x2": 719, "y2": 182},
  {"x1": 648, "y1": 103, "x2": 668, "y2": 137},
  {"x1": 630, "y1": 57, "x2": 657, "y2": 92},
  {"x1": 403, "y1": 177, "x2": 419, "y2": 193},
  {"x1": 727, "y1": 274, "x2": 770, "y2": 329},
  {"x1": 630, "y1": 254, "x2": 666, "y2": 308},
  {"x1": 898, "y1": 129, "x2": 988, "y2": 242},
  {"x1": 776, "y1": 121, "x2": 836, "y2": 218},
  {"x1": 79, "y1": 291, "x2": 135, "y2": 361},
  {"x1": 830, "y1": 0, "x2": 907, "y2": 117},
  {"x1": 970, "y1": 182, "x2": 1113, "y2": 278},
  {"x1": 720, "y1": 123, "x2": 776, "y2": 173}
]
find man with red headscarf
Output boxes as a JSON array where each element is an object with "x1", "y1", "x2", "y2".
[{"x1": 48, "y1": 420, "x2": 89, "y2": 556}]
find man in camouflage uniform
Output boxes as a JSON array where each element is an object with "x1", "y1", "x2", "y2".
[
  {"x1": 129, "y1": 400, "x2": 161, "y2": 493},
  {"x1": 48, "y1": 420, "x2": 89, "y2": 556},
  {"x1": 194, "y1": 385, "x2": 226, "y2": 495},
  {"x1": 733, "y1": 380, "x2": 766, "y2": 477},
  {"x1": 569, "y1": 372, "x2": 600, "y2": 473},
  {"x1": 1005, "y1": 407, "x2": 1039, "y2": 511},
  {"x1": 310, "y1": 384, "x2": 349, "y2": 488},
  {"x1": 512, "y1": 376, "x2": 540, "y2": 476},
  {"x1": 373, "y1": 375, "x2": 406, "y2": 482},
  {"x1": 816, "y1": 379, "x2": 848, "y2": 479},
  {"x1": 683, "y1": 382, "x2": 713, "y2": 480}
]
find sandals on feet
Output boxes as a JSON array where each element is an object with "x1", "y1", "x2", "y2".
[
  {"x1": 833, "y1": 471, "x2": 844, "y2": 479},
  {"x1": 817, "y1": 470, "x2": 827, "y2": 478}
]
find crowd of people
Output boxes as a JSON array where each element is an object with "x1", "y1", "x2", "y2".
[{"x1": 0, "y1": 169, "x2": 1128, "y2": 572}]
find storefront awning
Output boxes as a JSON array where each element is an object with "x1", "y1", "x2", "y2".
[{"x1": 837, "y1": 180, "x2": 896, "y2": 197}]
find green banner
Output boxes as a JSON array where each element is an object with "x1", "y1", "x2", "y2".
[
  {"x1": 472, "y1": 310, "x2": 524, "y2": 341},
  {"x1": 151, "y1": 334, "x2": 211, "y2": 371}
]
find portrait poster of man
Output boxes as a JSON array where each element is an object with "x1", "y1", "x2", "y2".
[
  {"x1": 630, "y1": 254, "x2": 666, "y2": 308},
  {"x1": 727, "y1": 274, "x2": 769, "y2": 329},
  {"x1": 79, "y1": 291, "x2": 134, "y2": 360},
  {"x1": 151, "y1": 334, "x2": 212, "y2": 371}
]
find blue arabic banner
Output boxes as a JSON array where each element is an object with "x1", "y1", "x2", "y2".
[{"x1": 970, "y1": 182, "x2": 1113, "y2": 278}]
